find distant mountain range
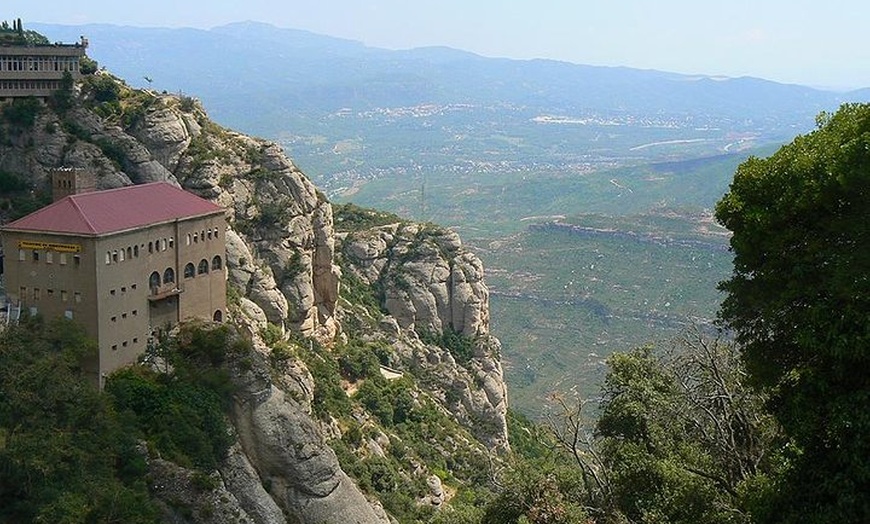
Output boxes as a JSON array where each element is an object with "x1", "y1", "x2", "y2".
[{"x1": 33, "y1": 21, "x2": 869, "y2": 143}]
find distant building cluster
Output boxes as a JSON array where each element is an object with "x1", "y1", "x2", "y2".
[{"x1": 0, "y1": 22, "x2": 88, "y2": 100}]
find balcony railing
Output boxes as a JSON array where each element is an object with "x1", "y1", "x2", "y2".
[{"x1": 148, "y1": 283, "x2": 183, "y2": 301}]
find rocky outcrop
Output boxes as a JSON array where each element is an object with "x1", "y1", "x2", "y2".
[
  {"x1": 340, "y1": 223, "x2": 489, "y2": 336},
  {"x1": 226, "y1": 340, "x2": 391, "y2": 524},
  {"x1": 339, "y1": 222, "x2": 509, "y2": 451},
  {"x1": 0, "y1": 79, "x2": 509, "y2": 520}
]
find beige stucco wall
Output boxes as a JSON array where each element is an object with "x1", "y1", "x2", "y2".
[{"x1": 2, "y1": 210, "x2": 227, "y2": 386}]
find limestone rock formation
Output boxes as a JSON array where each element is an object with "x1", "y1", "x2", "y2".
[
  {"x1": 0, "y1": 76, "x2": 509, "y2": 521},
  {"x1": 226, "y1": 343, "x2": 391, "y2": 524},
  {"x1": 338, "y1": 222, "x2": 509, "y2": 451}
]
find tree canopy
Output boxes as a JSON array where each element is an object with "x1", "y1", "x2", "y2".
[{"x1": 715, "y1": 103, "x2": 870, "y2": 523}]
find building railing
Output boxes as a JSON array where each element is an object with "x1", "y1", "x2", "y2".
[{"x1": 148, "y1": 283, "x2": 183, "y2": 301}]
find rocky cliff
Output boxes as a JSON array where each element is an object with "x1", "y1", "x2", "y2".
[{"x1": 0, "y1": 73, "x2": 507, "y2": 522}]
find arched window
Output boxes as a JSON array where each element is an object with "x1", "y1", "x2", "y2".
[
  {"x1": 212, "y1": 255, "x2": 222, "y2": 270},
  {"x1": 126, "y1": 247, "x2": 132, "y2": 260},
  {"x1": 213, "y1": 310, "x2": 223, "y2": 322},
  {"x1": 184, "y1": 262, "x2": 195, "y2": 278},
  {"x1": 198, "y1": 259, "x2": 209, "y2": 275},
  {"x1": 148, "y1": 241, "x2": 153, "y2": 253},
  {"x1": 133, "y1": 245, "x2": 139, "y2": 257},
  {"x1": 163, "y1": 267, "x2": 175, "y2": 285},
  {"x1": 149, "y1": 271, "x2": 161, "y2": 289}
]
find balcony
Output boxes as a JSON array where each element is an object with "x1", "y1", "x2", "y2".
[{"x1": 148, "y1": 284, "x2": 183, "y2": 301}]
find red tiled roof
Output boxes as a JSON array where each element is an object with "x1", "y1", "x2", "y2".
[{"x1": 3, "y1": 182, "x2": 224, "y2": 236}]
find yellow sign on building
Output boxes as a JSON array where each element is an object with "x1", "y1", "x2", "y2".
[{"x1": 18, "y1": 240, "x2": 82, "y2": 253}]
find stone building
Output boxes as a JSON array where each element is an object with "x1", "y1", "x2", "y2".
[
  {"x1": 0, "y1": 31, "x2": 88, "y2": 99},
  {"x1": 0, "y1": 178, "x2": 227, "y2": 386}
]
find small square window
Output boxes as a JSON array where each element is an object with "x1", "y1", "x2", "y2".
[
  {"x1": 47, "y1": 289, "x2": 54, "y2": 296},
  {"x1": 121, "y1": 286, "x2": 126, "y2": 293},
  {"x1": 122, "y1": 341, "x2": 128, "y2": 348},
  {"x1": 112, "y1": 345, "x2": 118, "y2": 351},
  {"x1": 110, "y1": 289, "x2": 116, "y2": 295},
  {"x1": 132, "y1": 309, "x2": 138, "y2": 316},
  {"x1": 131, "y1": 283, "x2": 137, "y2": 290},
  {"x1": 111, "y1": 316, "x2": 117, "y2": 322},
  {"x1": 122, "y1": 313, "x2": 127, "y2": 319},
  {"x1": 133, "y1": 337, "x2": 138, "y2": 344}
]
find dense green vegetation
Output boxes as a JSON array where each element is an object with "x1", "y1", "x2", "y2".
[
  {"x1": 0, "y1": 317, "x2": 250, "y2": 523},
  {"x1": 0, "y1": 317, "x2": 160, "y2": 522},
  {"x1": 716, "y1": 103, "x2": 870, "y2": 523}
]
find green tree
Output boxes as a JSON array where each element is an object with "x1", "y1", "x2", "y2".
[
  {"x1": 0, "y1": 317, "x2": 159, "y2": 523},
  {"x1": 595, "y1": 332, "x2": 777, "y2": 524},
  {"x1": 715, "y1": 103, "x2": 870, "y2": 523}
]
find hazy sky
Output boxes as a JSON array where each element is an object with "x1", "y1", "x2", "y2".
[{"x1": 9, "y1": 0, "x2": 870, "y2": 89}]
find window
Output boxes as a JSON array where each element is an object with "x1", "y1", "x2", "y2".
[
  {"x1": 122, "y1": 313, "x2": 127, "y2": 319},
  {"x1": 212, "y1": 255, "x2": 223, "y2": 271},
  {"x1": 110, "y1": 289, "x2": 116, "y2": 296},
  {"x1": 106, "y1": 251, "x2": 111, "y2": 264},
  {"x1": 61, "y1": 290, "x2": 68, "y2": 302},
  {"x1": 134, "y1": 245, "x2": 139, "y2": 257},
  {"x1": 59, "y1": 253, "x2": 67, "y2": 265},
  {"x1": 161, "y1": 238, "x2": 167, "y2": 251},
  {"x1": 19, "y1": 286, "x2": 26, "y2": 299},
  {"x1": 33, "y1": 288, "x2": 40, "y2": 301},
  {"x1": 148, "y1": 241, "x2": 153, "y2": 253},
  {"x1": 112, "y1": 345, "x2": 117, "y2": 351},
  {"x1": 169, "y1": 237, "x2": 174, "y2": 248},
  {"x1": 198, "y1": 259, "x2": 209, "y2": 275},
  {"x1": 163, "y1": 267, "x2": 175, "y2": 285},
  {"x1": 126, "y1": 247, "x2": 132, "y2": 260},
  {"x1": 32, "y1": 250, "x2": 39, "y2": 262},
  {"x1": 122, "y1": 341, "x2": 128, "y2": 348},
  {"x1": 149, "y1": 271, "x2": 161, "y2": 289},
  {"x1": 74, "y1": 292, "x2": 81, "y2": 303},
  {"x1": 184, "y1": 262, "x2": 195, "y2": 278},
  {"x1": 18, "y1": 249, "x2": 25, "y2": 261},
  {"x1": 73, "y1": 255, "x2": 81, "y2": 267},
  {"x1": 65, "y1": 310, "x2": 73, "y2": 319},
  {"x1": 111, "y1": 316, "x2": 117, "y2": 322},
  {"x1": 112, "y1": 250, "x2": 119, "y2": 263},
  {"x1": 121, "y1": 286, "x2": 126, "y2": 293},
  {"x1": 213, "y1": 310, "x2": 223, "y2": 322},
  {"x1": 186, "y1": 234, "x2": 191, "y2": 246},
  {"x1": 133, "y1": 337, "x2": 138, "y2": 344},
  {"x1": 193, "y1": 232, "x2": 198, "y2": 243},
  {"x1": 207, "y1": 229, "x2": 212, "y2": 240},
  {"x1": 132, "y1": 309, "x2": 138, "y2": 316},
  {"x1": 47, "y1": 289, "x2": 54, "y2": 297},
  {"x1": 46, "y1": 252, "x2": 53, "y2": 264},
  {"x1": 131, "y1": 283, "x2": 137, "y2": 290}
]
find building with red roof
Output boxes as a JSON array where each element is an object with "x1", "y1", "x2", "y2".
[{"x1": 1, "y1": 175, "x2": 227, "y2": 387}]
